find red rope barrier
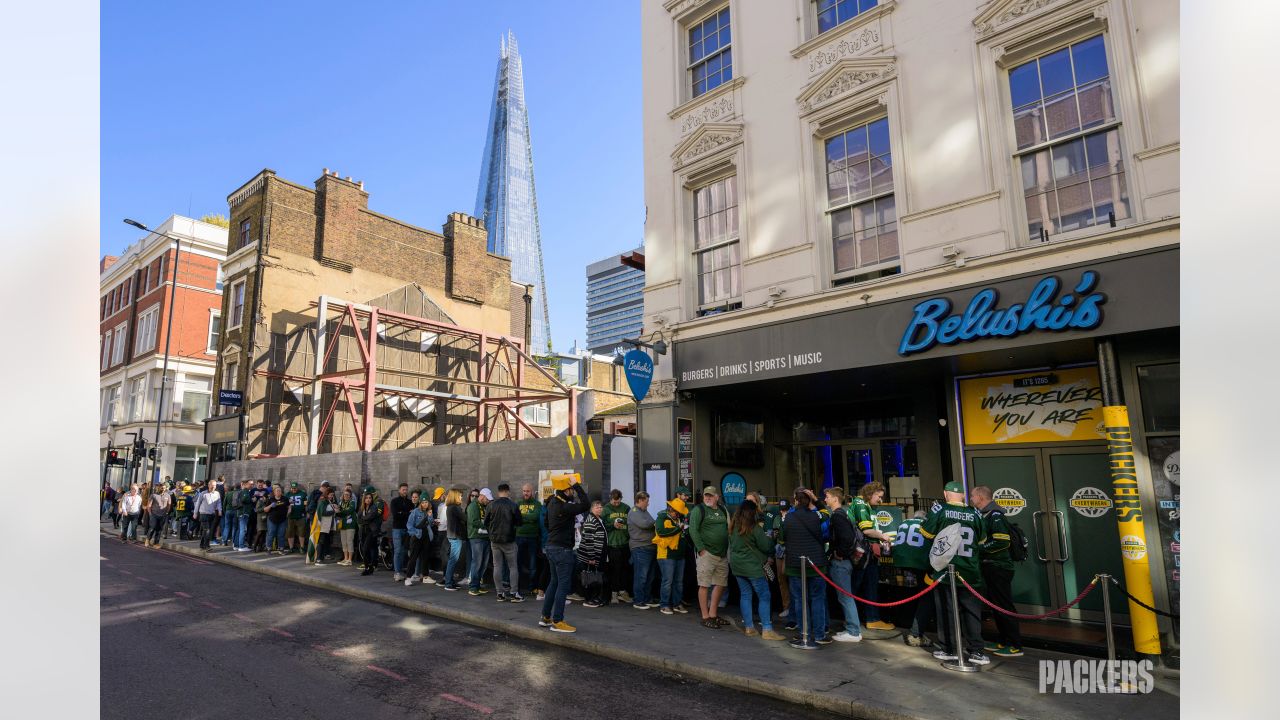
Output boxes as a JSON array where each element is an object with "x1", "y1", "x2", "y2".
[
  {"x1": 959, "y1": 574, "x2": 1100, "y2": 620},
  {"x1": 805, "y1": 560, "x2": 942, "y2": 608}
]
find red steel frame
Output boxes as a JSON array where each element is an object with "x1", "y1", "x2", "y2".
[{"x1": 257, "y1": 296, "x2": 575, "y2": 454}]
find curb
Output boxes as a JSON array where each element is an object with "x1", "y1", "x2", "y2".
[{"x1": 104, "y1": 529, "x2": 919, "y2": 720}]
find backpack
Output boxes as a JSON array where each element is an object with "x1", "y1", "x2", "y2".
[{"x1": 1006, "y1": 518, "x2": 1030, "y2": 562}]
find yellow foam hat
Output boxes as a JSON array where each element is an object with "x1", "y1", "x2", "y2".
[
  {"x1": 551, "y1": 473, "x2": 579, "y2": 492},
  {"x1": 668, "y1": 498, "x2": 689, "y2": 515},
  {"x1": 432, "y1": 487, "x2": 445, "y2": 500}
]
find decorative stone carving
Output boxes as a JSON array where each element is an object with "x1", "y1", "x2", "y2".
[
  {"x1": 678, "y1": 95, "x2": 735, "y2": 136},
  {"x1": 663, "y1": 0, "x2": 712, "y2": 17},
  {"x1": 643, "y1": 378, "x2": 677, "y2": 406},
  {"x1": 975, "y1": 0, "x2": 1066, "y2": 37},
  {"x1": 672, "y1": 123, "x2": 743, "y2": 168},
  {"x1": 798, "y1": 62, "x2": 896, "y2": 113},
  {"x1": 807, "y1": 27, "x2": 882, "y2": 75}
]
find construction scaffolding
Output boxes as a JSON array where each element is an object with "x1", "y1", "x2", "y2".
[{"x1": 254, "y1": 294, "x2": 575, "y2": 456}]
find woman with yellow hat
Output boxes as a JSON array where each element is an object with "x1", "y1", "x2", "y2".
[{"x1": 654, "y1": 498, "x2": 691, "y2": 615}]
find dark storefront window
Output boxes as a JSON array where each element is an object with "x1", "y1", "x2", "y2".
[
  {"x1": 713, "y1": 411, "x2": 764, "y2": 467},
  {"x1": 1137, "y1": 363, "x2": 1179, "y2": 432},
  {"x1": 792, "y1": 414, "x2": 915, "y2": 442}
]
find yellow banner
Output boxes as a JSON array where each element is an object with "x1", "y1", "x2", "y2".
[
  {"x1": 959, "y1": 367, "x2": 1105, "y2": 445},
  {"x1": 1104, "y1": 405, "x2": 1162, "y2": 656}
]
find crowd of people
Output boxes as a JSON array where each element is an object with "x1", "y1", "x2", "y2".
[{"x1": 101, "y1": 474, "x2": 1023, "y2": 663}]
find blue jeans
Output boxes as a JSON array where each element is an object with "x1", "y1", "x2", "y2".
[
  {"x1": 657, "y1": 557, "x2": 685, "y2": 609},
  {"x1": 788, "y1": 573, "x2": 829, "y2": 640},
  {"x1": 237, "y1": 514, "x2": 250, "y2": 549},
  {"x1": 631, "y1": 546, "x2": 656, "y2": 605},
  {"x1": 444, "y1": 538, "x2": 464, "y2": 587},
  {"x1": 266, "y1": 518, "x2": 286, "y2": 551},
  {"x1": 829, "y1": 559, "x2": 863, "y2": 634},
  {"x1": 516, "y1": 536, "x2": 538, "y2": 593},
  {"x1": 220, "y1": 511, "x2": 235, "y2": 544},
  {"x1": 392, "y1": 528, "x2": 408, "y2": 574},
  {"x1": 736, "y1": 575, "x2": 773, "y2": 631},
  {"x1": 468, "y1": 538, "x2": 491, "y2": 590},
  {"x1": 850, "y1": 557, "x2": 881, "y2": 623},
  {"x1": 541, "y1": 546, "x2": 576, "y2": 622}
]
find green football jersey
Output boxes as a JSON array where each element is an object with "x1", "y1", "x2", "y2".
[
  {"x1": 921, "y1": 501, "x2": 986, "y2": 587},
  {"x1": 286, "y1": 491, "x2": 308, "y2": 519},
  {"x1": 887, "y1": 518, "x2": 930, "y2": 571},
  {"x1": 848, "y1": 497, "x2": 874, "y2": 532}
]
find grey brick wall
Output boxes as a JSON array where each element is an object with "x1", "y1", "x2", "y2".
[{"x1": 210, "y1": 434, "x2": 630, "y2": 501}]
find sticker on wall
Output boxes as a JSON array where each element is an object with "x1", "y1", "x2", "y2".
[
  {"x1": 1163, "y1": 451, "x2": 1180, "y2": 485},
  {"x1": 1120, "y1": 534, "x2": 1147, "y2": 561},
  {"x1": 1069, "y1": 486, "x2": 1113, "y2": 518},
  {"x1": 992, "y1": 487, "x2": 1027, "y2": 516}
]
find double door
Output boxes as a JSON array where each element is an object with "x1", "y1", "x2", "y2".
[
  {"x1": 799, "y1": 442, "x2": 880, "y2": 493},
  {"x1": 966, "y1": 446, "x2": 1127, "y2": 623}
]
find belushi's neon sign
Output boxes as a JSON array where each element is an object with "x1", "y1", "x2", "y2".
[{"x1": 897, "y1": 271, "x2": 1107, "y2": 356}]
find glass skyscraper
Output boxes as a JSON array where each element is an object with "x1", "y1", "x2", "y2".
[
  {"x1": 474, "y1": 31, "x2": 551, "y2": 354},
  {"x1": 586, "y1": 248, "x2": 645, "y2": 356}
]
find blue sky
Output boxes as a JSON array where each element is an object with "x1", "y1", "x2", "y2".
[{"x1": 102, "y1": 1, "x2": 642, "y2": 353}]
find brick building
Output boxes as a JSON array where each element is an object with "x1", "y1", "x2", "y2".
[
  {"x1": 212, "y1": 169, "x2": 560, "y2": 464},
  {"x1": 100, "y1": 215, "x2": 228, "y2": 487}
]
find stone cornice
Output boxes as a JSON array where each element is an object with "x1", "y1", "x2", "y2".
[{"x1": 797, "y1": 57, "x2": 896, "y2": 114}]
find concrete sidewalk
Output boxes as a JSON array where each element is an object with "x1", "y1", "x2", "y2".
[{"x1": 101, "y1": 523, "x2": 1178, "y2": 719}]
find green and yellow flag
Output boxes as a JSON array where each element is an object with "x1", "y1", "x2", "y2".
[{"x1": 305, "y1": 508, "x2": 322, "y2": 564}]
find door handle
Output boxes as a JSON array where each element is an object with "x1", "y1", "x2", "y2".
[
  {"x1": 1051, "y1": 510, "x2": 1068, "y2": 562},
  {"x1": 1031, "y1": 511, "x2": 1049, "y2": 562}
]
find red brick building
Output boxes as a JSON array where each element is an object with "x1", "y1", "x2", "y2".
[{"x1": 100, "y1": 215, "x2": 228, "y2": 487}]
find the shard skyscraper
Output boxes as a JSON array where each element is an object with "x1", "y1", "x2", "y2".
[{"x1": 475, "y1": 31, "x2": 551, "y2": 354}]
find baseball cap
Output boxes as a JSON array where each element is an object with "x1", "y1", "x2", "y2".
[
  {"x1": 290, "y1": 482, "x2": 299, "y2": 488},
  {"x1": 702, "y1": 485, "x2": 719, "y2": 496},
  {"x1": 675, "y1": 485, "x2": 691, "y2": 496},
  {"x1": 362, "y1": 485, "x2": 376, "y2": 495},
  {"x1": 479, "y1": 488, "x2": 494, "y2": 501},
  {"x1": 433, "y1": 487, "x2": 445, "y2": 500},
  {"x1": 320, "y1": 481, "x2": 331, "y2": 487},
  {"x1": 944, "y1": 482, "x2": 965, "y2": 494}
]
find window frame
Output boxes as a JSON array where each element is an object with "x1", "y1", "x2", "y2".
[
  {"x1": 690, "y1": 171, "x2": 744, "y2": 313},
  {"x1": 207, "y1": 310, "x2": 222, "y2": 354},
  {"x1": 128, "y1": 375, "x2": 147, "y2": 421},
  {"x1": 238, "y1": 218, "x2": 251, "y2": 251},
  {"x1": 228, "y1": 279, "x2": 246, "y2": 329},
  {"x1": 101, "y1": 330, "x2": 112, "y2": 370},
  {"x1": 224, "y1": 360, "x2": 240, "y2": 393},
  {"x1": 812, "y1": 0, "x2": 879, "y2": 37},
  {"x1": 111, "y1": 322, "x2": 128, "y2": 366},
  {"x1": 134, "y1": 305, "x2": 159, "y2": 355},
  {"x1": 821, "y1": 114, "x2": 901, "y2": 282},
  {"x1": 1006, "y1": 33, "x2": 1129, "y2": 243},
  {"x1": 685, "y1": 5, "x2": 734, "y2": 101}
]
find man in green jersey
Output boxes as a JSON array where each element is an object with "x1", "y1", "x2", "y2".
[
  {"x1": 920, "y1": 481, "x2": 990, "y2": 665},
  {"x1": 972, "y1": 485, "x2": 1022, "y2": 657},
  {"x1": 285, "y1": 482, "x2": 309, "y2": 553},
  {"x1": 603, "y1": 489, "x2": 632, "y2": 604},
  {"x1": 515, "y1": 483, "x2": 542, "y2": 596},
  {"x1": 890, "y1": 510, "x2": 933, "y2": 647}
]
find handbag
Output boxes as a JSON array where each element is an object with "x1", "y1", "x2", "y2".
[{"x1": 579, "y1": 565, "x2": 605, "y2": 591}]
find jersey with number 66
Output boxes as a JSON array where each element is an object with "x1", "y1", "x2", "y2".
[
  {"x1": 889, "y1": 518, "x2": 930, "y2": 571},
  {"x1": 921, "y1": 502, "x2": 986, "y2": 587}
]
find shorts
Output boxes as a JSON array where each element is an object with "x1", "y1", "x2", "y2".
[
  {"x1": 286, "y1": 517, "x2": 307, "y2": 541},
  {"x1": 695, "y1": 552, "x2": 730, "y2": 587},
  {"x1": 340, "y1": 529, "x2": 355, "y2": 552}
]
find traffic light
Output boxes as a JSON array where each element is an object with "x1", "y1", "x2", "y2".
[
  {"x1": 107, "y1": 449, "x2": 120, "y2": 465},
  {"x1": 148, "y1": 447, "x2": 159, "y2": 461}
]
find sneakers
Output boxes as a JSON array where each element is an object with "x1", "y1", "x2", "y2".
[
  {"x1": 238, "y1": 547, "x2": 250, "y2": 553},
  {"x1": 865, "y1": 620, "x2": 896, "y2": 631},
  {"x1": 815, "y1": 635, "x2": 833, "y2": 645},
  {"x1": 582, "y1": 600, "x2": 602, "y2": 608},
  {"x1": 671, "y1": 605, "x2": 689, "y2": 614},
  {"x1": 760, "y1": 629, "x2": 786, "y2": 641},
  {"x1": 442, "y1": 584, "x2": 459, "y2": 591},
  {"x1": 617, "y1": 591, "x2": 633, "y2": 603},
  {"x1": 550, "y1": 621, "x2": 576, "y2": 633},
  {"x1": 404, "y1": 577, "x2": 416, "y2": 587},
  {"x1": 538, "y1": 616, "x2": 553, "y2": 627},
  {"x1": 660, "y1": 607, "x2": 674, "y2": 615},
  {"x1": 632, "y1": 603, "x2": 652, "y2": 610},
  {"x1": 833, "y1": 631, "x2": 863, "y2": 643},
  {"x1": 535, "y1": 591, "x2": 546, "y2": 601},
  {"x1": 508, "y1": 593, "x2": 525, "y2": 603},
  {"x1": 932, "y1": 648, "x2": 959, "y2": 661},
  {"x1": 422, "y1": 576, "x2": 437, "y2": 585},
  {"x1": 713, "y1": 617, "x2": 730, "y2": 628},
  {"x1": 991, "y1": 646, "x2": 1023, "y2": 658},
  {"x1": 393, "y1": 573, "x2": 405, "y2": 582},
  {"x1": 496, "y1": 593, "x2": 508, "y2": 602},
  {"x1": 966, "y1": 652, "x2": 992, "y2": 666},
  {"x1": 744, "y1": 628, "x2": 758, "y2": 637},
  {"x1": 361, "y1": 567, "x2": 375, "y2": 576},
  {"x1": 905, "y1": 634, "x2": 928, "y2": 647},
  {"x1": 468, "y1": 589, "x2": 483, "y2": 596},
  {"x1": 784, "y1": 621, "x2": 799, "y2": 631},
  {"x1": 566, "y1": 593, "x2": 585, "y2": 602}
]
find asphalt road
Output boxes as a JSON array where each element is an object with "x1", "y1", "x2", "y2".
[{"x1": 101, "y1": 535, "x2": 839, "y2": 720}]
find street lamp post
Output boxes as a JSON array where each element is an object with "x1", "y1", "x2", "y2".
[{"x1": 124, "y1": 218, "x2": 184, "y2": 486}]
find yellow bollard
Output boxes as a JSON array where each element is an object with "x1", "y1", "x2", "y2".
[{"x1": 1102, "y1": 406, "x2": 1162, "y2": 656}]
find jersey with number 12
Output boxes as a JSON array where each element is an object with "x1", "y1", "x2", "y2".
[{"x1": 921, "y1": 502, "x2": 986, "y2": 587}]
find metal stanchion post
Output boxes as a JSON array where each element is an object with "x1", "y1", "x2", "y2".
[
  {"x1": 942, "y1": 564, "x2": 977, "y2": 673},
  {"x1": 1099, "y1": 574, "x2": 1135, "y2": 693},
  {"x1": 790, "y1": 556, "x2": 817, "y2": 650}
]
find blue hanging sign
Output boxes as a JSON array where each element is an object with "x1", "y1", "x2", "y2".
[
  {"x1": 623, "y1": 349, "x2": 654, "y2": 401},
  {"x1": 721, "y1": 472, "x2": 746, "y2": 508},
  {"x1": 898, "y1": 271, "x2": 1107, "y2": 356}
]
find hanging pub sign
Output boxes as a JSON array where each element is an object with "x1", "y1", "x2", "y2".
[
  {"x1": 898, "y1": 271, "x2": 1106, "y2": 356},
  {"x1": 958, "y1": 367, "x2": 1106, "y2": 444},
  {"x1": 623, "y1": 349, "x2": 654, "y2": 401}
]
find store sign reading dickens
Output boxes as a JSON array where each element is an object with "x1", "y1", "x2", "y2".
[{"x1": 959, "y1": 367, "x2": 1106, "y2": 444}]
